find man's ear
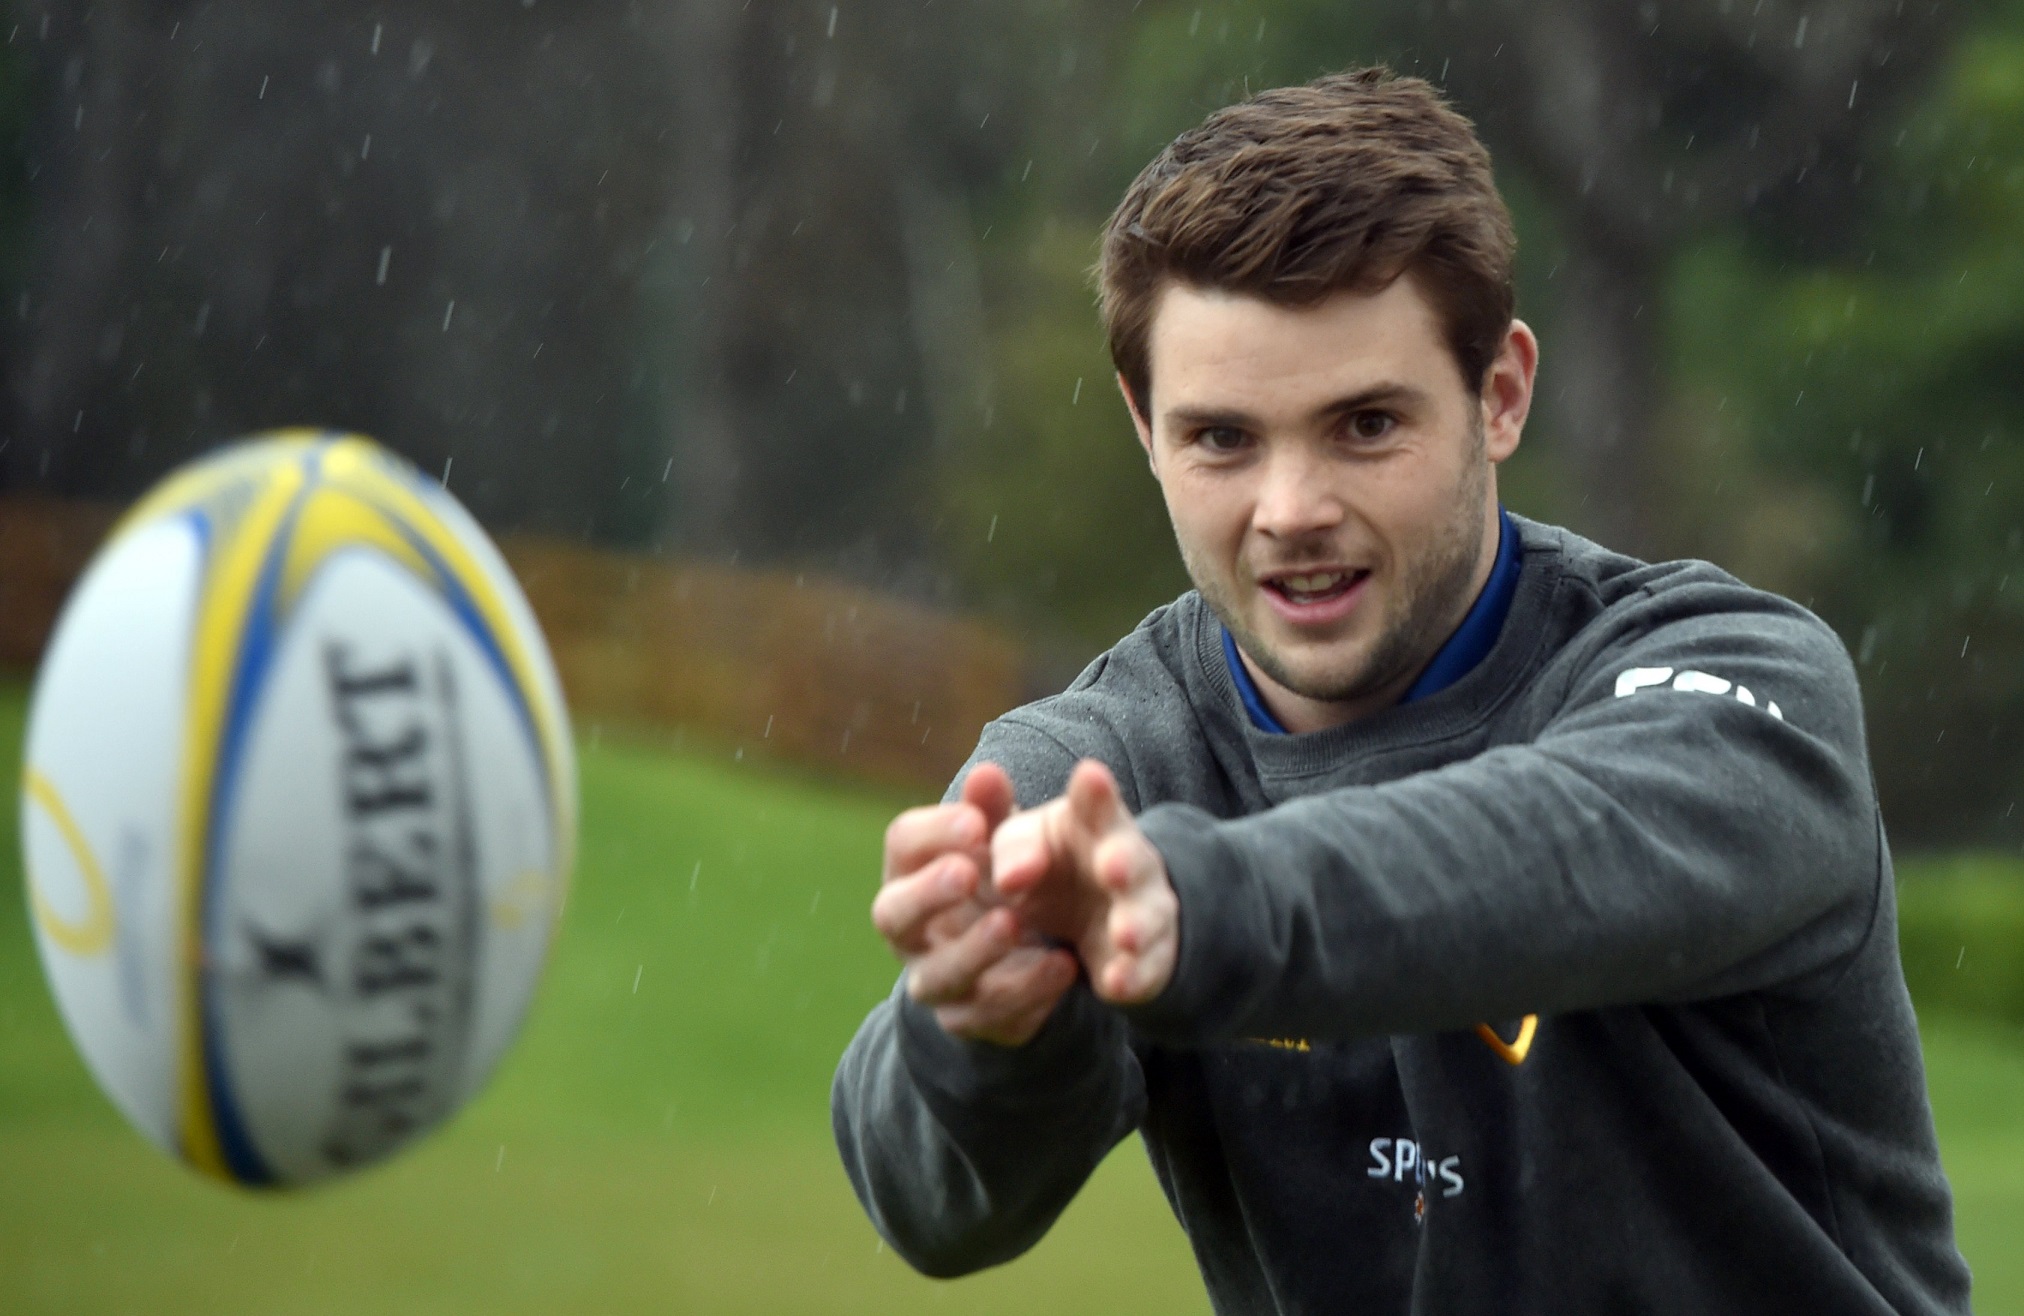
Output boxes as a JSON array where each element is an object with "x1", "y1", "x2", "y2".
[
  {"x1": 1119, "y1": 374, "x2": 1156, "y2": 472},
  {"x1": 1481, "y1": 320, "x2": 1538, "y2": 465}
]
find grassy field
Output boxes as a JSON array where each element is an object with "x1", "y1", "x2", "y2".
[{"x1": 2, "y1": 689, "x2": 2022, "y2": 1313}]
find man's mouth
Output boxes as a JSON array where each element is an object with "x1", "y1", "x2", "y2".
[{"x1": 1263, "y1": 569, "x2": 1369, "y2": 606}]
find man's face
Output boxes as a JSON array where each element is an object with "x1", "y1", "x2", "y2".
[{"x1": 1129, "y1": 277, "x2": 1534, "y2": 732}]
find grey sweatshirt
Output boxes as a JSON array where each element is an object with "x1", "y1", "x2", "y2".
[{"x1": 832, "y1": 517, "x2": 1972, "y2": 1314}]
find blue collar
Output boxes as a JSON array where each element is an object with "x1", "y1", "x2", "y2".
[{"x1": 1223, "y1": 508, "x2": 1523, "y2": 734}]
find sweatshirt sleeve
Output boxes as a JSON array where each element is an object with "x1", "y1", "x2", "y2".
[
  {"x1": 830, "y1": 717, "x2": 1147, "y2": 1277},
  {"x1": 832, "y1": 980, "x2": 1145, "y2": 1276},
  {"x1": 1125, "y1": 590, "x2": 1885, "y2": 1046}
]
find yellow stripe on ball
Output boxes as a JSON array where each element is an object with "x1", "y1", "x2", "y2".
[
  {"x1": 313, "y1": 438, "x2": 577, "y2": 903},
  {"x1": 173, "y1": 451, "x2": 308, "y2": 1183},
  {"x1": 278, "y1": 483, "x2": 433, "y2": 609}
]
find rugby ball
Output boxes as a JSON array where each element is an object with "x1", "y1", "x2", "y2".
[{"x1": 19, "y1": 431, "x2": 576, "y2": 1186}]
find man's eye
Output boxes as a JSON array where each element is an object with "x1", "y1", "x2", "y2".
[
  {"x1": 1198, "y1": 427, "x2": 1248, "y2": 453},
  {"x1": 1347, "y1": 412, "x2": 1395, "y2": 442}
]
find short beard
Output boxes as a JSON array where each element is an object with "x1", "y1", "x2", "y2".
[{"x1": 1194, "y1": 419, "x2": 1491, "y2": 709}]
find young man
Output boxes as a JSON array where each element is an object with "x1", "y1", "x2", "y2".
[{"x1": 832, "y1": 68, "x2": 1972, "y2": 1313}]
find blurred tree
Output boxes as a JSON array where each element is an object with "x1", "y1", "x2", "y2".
[
  {"x1": 643, "y1": 0, "x2": 1045, "y2": 576},
  {"x1": 1661, "y1": 4, "x2": 2024, "y2": 843},
  {"x1": 1402, "y1": 0, "x2": 1965, "y2": 556},
  {"x1": 0, "y1": 10, "x2": 32, "y2": 305},
  {"x1": 934, "y1": 1, "x2": 2024, "y2": 846},
  {"x1": 0, "y1": 0, "x2": 1130, "y2": 597},
  {"x1": 1082, "y1": 0, "x2": 1963, "y2": 554},
  {"x1": 13, "y1": 0, "x2": 2024, "y2": 846},
  {"x1": 926, "y1": 7, "x2": 1191, "y2": 660},
  {"x1": 2, "y1": 1, "x2": 689, "y2": 538}
]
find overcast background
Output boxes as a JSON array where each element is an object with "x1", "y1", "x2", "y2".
[{"x1": 7, "y1": 0, "x2": 2024, "y2": 845}]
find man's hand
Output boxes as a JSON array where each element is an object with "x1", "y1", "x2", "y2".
[
  {"x1": 991, "y1": 759, "x2": 1179, "y2": 1007},
  {"x1": 872, "y1": 762, "x2": 1080, "y2": 1046}
]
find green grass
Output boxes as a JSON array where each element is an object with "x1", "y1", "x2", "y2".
[
  {"x1": 0, "y1": 695, "x2": 1206, "y2": 1315},
  {"x1": 1, "y1": 682, "x2": 2021, "y2": 1312},
  {"x1": 1898, "y1": 853, "x2": 2024, "y2": 1027},
  {"x1": 1923, "y1": 1012, "x2": 2024, "y2": 1308}
]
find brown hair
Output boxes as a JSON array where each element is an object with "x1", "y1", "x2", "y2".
[{"x1": 1098, "y1": 67, "x2": 1516, "y2": 415}]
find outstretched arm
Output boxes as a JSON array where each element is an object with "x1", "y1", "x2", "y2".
[
  {"x1": 998, "y1": 601, "x2": 1884, "y2": 1047},
  {"x1": 833, "y1": 755, "x2": 1146, "y2": 1277}
]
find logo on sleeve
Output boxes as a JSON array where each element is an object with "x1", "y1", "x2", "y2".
[{"x1": 1614, "y1": 666, "x2": 1782, "y2": 721}]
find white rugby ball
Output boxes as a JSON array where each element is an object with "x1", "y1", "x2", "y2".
[{"x1": 20, "y1": 431, "x2": 576, "y2": 1186}]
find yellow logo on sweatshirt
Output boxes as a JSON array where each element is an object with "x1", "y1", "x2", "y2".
[
  {"x1": 1248, "y1": 1017, "x2": 1537, "y2": 1064},
  {"x1": 1475, "y1": 1015, "x2": 1538, "y2": 1065}
]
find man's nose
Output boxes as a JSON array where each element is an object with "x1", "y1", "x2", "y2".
[{"x1": 1252, "y1": 447, "x2": 1344, "y2": 539}]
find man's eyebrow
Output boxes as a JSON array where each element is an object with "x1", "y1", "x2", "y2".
[
  {"x1": 1312, "y1": 382, "x2": 1428, "y2": 418},
  {"x1": 1163, "y1": 383, "x2": 1428, "y2": 431},
  {"x1": 1164, "y1": 405, "x2": 1259, "y2": 430}
]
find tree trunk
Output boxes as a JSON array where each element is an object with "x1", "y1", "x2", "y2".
[
  {"x1": 895, "y1": 170, "x2": 991, "y2": 458},
  {"x1": 1416, "y1": 0, "x2": 1963, "y2": 562},
  {"x1": 651, "y1": 0, "x2": 748, "y2": 557},
  {"x1": 5, "y1": 2, "x2": 147, "y2": 492},
  {"x1": 1534, "y1": 232, "x2": 1662, "y2": 557}
]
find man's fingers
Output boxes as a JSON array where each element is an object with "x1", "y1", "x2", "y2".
[
  {"x1": 905, "y1": 907, "x2": 1020, "y2": 1005},
  {"x1": 935, "y1": 994, "x2": 1063, "y2": 1048},
  {"x1": 961, "y1": 761, "x2": 1018, "y2": 835},
  {"x1": 921, "y1": 895, "x2": 986, "y2": 946},
  {"x1": 937, "y1": 945, "x2": 1078, "y2": 1029},
  {"x1": 1067, "y1": 759, "x2": 1122, "y2": 832},
  {"x1": 1107, "y1": 899, "x2": 1165, "y2": 957},
  {"x1": 872, "y1": 856, "x2": 977, "y2": 954},
  {"x1": 932, "y1": 946, "x2": 1079, "y2": 1045},
  {"x1": 883, "y1": 802, "x2": 986, "y2": 881},
  {"x1": 1099, "y1": 956, "x2": 1147, "y2": 1004},
  {"x1": 988, "y1": 759, "x2": 1129, "y2": 900},
  {"x1": 1096, "y1": 940, "x2": 1170, "y2": 1006},
  {"x1": 1092, "y1": 884, "x2": 1179, "y2": 1006},
  {"x1": 1092, "y1": 832, "x2": 1154, "y2": 896},
  {"x1": 989, "y1": 808, "x2": 1055, "y2": 897},
  {"x1": 972, "y1": 944, "x2": 1079, "y2": 1010}
]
